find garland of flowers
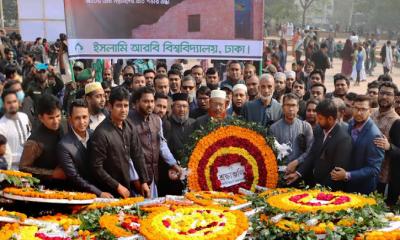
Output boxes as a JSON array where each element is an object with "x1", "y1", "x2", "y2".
[
  {"x1": 85, "y1": 197, "x2": 144, "y2": 211},
  {"x1": 249, "y1": 187, "x2": 390, "y2": 240},
  {"x1": 0, "y1": 169, "x2": 40, "y2": 187},
  {"x1": 184, "y1": 119, "x2": 278, "y2": 193},
  {"x1": 185, "y1": 191, "x2": 247, "y2": 207},
  {"x1": 0, "y1": 223, "x2": 20, "y2": 239},
  {"x1": 139, "y1": 206, "x2": 248, "y2": 240},
  {"x1": 0, "y1": 210, "x2": 27, "y2": 222},
  {"x1": 3, "y1": 187, "x2": 96, "y2": 200},
  {"x1": 99, "y1": 214, "x2": 140, "y2": 238},
  {"x1": 266, "y1": 189, "x2": 376, "y2": 213}
]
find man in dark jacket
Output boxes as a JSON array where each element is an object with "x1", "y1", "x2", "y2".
[
  {"x1": 19, "y1": 94, "x2": 66, "y2": 189},
  {"x1": 58, "y1": 100, "x2": 112, "y2": 198},
  {"x1": 311, "y1": 43, "x2": 330, "y2": 78},
  {"x1": 90, "y1": 87, "x2": 150, "y2": 198},
  {"x1": 129, "y1": 87, "x2": 181, "y2": 197},
  {"x1": 286, "y1": 99, "x2": 352, "y2": 191}
]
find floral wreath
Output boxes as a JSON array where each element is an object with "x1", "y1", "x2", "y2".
[
  {"x1": 249, "y1": 188, "x2": 389, "y2": 239},
  {"x1": 99, "y1": 214, "x2": 140, "y2": 238},
  {"x1": 3, "y1": 187, "x2": 96, "y2": 200},
  {"x1": 185, "y1": 191, "x2": 247, "y2": 207},
  {"x1": 139, "y1": 206, "x2": 248, "y2": 240},
  {"x1": 183, "y1": 119, "x2": 278, "y2": 193},
  {"x1": 0, "y1": 210, "x2": 27, "y2": 222},
  {"x1": 266, "y1": 189, "x2": 376, "y2": 213}
]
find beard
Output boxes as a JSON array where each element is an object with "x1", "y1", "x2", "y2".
[
  {"x1": 233, "y1": 105, "x2": 243, "y2": 115},
  {"x1": 172, "y1": 114, "x2": 188, "y2": 124},
  {"x1": 207, "y1": 83, "x2": 219, "y2": 90},
  {"x1": 260, "y1": 94, "x2": 272, "y2": 103}
]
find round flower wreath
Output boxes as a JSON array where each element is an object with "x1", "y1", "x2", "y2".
[
  {"x1": 186, "y1": 120, "x2": 278, "y2": 193},
  {"x1": 266, "y1": 190, "x2": 376, "y2": 213},
  {"x1": 99, "y1": 214, "x2": 140, "y2": 238},
  {"x1": 139, "y1": 206, "x2": 248, "y2": 240},
  {"x1": 185, "y1": 191, "x2": 247, "y2": 207},
  {"x1": 0, "y1": 210, "x2": 27, "y2": 222},
  {"x1": 3, "y1": 187, "x2": 96, "y2": 200}
]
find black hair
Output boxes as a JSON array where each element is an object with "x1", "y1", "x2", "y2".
[
  {"x1": 191, "y1": 65, "x2": 203, "y2": 71},
  {"x1": 123, "y1": 65, "x2": 135, "y2": 73},
  {"x1": 377, "y1": 74, "x2": 392, "y2": 82},
  {"x1": 143, "y1": 69, "x2": 156, "y2": 75},
  {"x1": 309, "y1": 69, "x2": 324, "y2": 81},
  {"x1": 0, "y1": 134, "x2": 6, "y2": 145},
  {"x1": 4, "y1": 79, "x2": 20, "y2": 90},
  {"x1": 1, "y1": 89, "x2": 17, "y2": 102},
  {"x1": 296, "y1": 60, "x2": 305, "y2": 66},
  {"x1": 109, "y1": 87, "x2": 130, "y2": 105},
  {"x1": 154, "y1": 74, "x2": 168, "y2": 86},
  {"x1": 367, "y1": 80, "x2": 380, "y2": 90},
  {"x1": 228, "y1": 60, "x2": 243, "y2": 69},
  {"x1": 354, "y1": 94, "x2": 371, "y2": 104},
  {"x1": 206, "y1": 67, "x2": 218, "y2": 75},
  {"x1": 183, "y1": 69, "x2": 192, "y2": 76},
  {"x1": 306, "y1": 99, "x2": 319, "y2": 108},
  {"x1": 333, "y1": 73, "x2": 350, "y2": 86},
  {"x1": 132, "y1": 86, "x2": 155, "y2": 103},
  {"x1": 316, "y1": 99, "x2": 337, "y2": 119},
  {"x1": 156, "y1": 62, "x2": 167, "y2": 71},
  {"x1": 5, "y1": 64, "x2": 17, "y2": 79},
  {"x1": 68, "y1": 99, "x2": 88, "y2": 117},
  {"x1": 101, "y1": 81, "x2": 111, "y2": 90},
  {"x1": 293, "y1": 79, "x2": 306, "y2": 88},
  {"x1": 37, "y1": 94, "x2": 62, "y2": 116},
  {"x1": 155, "y1": 92, "x2": 169, "y2": 101},
  {"x1": 196, "y1": 86, "x2": 211, "y2": 97},
  {"x1": 311, "y1": 82, "x2": 327, "y2": 94},
  {"x1": 168, "y1": 69, "x2": 182, "y2": 78},
  {"x1": 171, "y1": 63, "x2": 183, "y2": 72},
  {"x1": 379, "y1": 81, "x2": 399, "y2": 95},
  {"x1": 4, "y1": 48, "x2": 12, "y2": 55},
  {"x1": 345, "y1": 92, "x2": 358, "y2": 101},
  {"x1": 282, "y1": 93, "x2": 299, "y2": 105},
  {"x1": 320, "y1": 42, "x2": 328, "y2": 49},
  {"x1": 133, "y1": 73, "x2": 144, "y2": 78}
]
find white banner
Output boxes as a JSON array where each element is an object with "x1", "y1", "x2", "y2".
[
  {"x1": 68, "y1": 39, "x2": 263, "y2": 60},
  {"x1": 217, "y1": 162, "x2": 246, "y2": 188}
]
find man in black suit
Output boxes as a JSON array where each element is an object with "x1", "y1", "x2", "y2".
[
  {"x1": 286, "y1": 99, "x2": 352, "y2": 191},
  {"x1": 58, "y1": 100, "x2": 113, "y2": 198}
]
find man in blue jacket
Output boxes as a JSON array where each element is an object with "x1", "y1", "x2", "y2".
[{"x1": 331, "y1": 95, "x2": 384, "y2": 194}]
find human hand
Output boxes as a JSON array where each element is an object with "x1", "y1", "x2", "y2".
[
  {"x1": 285, "y1": 172, "x2": 300, "y2": 185},
  {"x1": 117, "y1": 184, "x2": 130, "y2": 198},
  {"x1": 141, "y1": 183, "x2": 150, "y2": 198},
  {"x1": 330, "y1": 167, "x2": 347, "y2": 181},
  {"x1": 52, "y1": 167, "x2": 66, "y2": 180},
  {"x1": 374, "y1": 135, "x2": 390, "y2": 150},
  {"x1": 100, "y1": 192, "x2": 114, "y2": 198},
  {"x1": 286, "y1": 160, "x2": 299, "y2": 174}
]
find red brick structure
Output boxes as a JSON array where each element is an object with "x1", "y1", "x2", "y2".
[{"x1": 131, "y1": 0, "x2": 263, "y2": 40}]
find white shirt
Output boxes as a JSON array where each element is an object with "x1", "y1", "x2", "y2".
[
  {"x1": 72, "y1": 129, "x2": 89, "y2": 148},
  {"x1": 89, "y1": 112, "x2": 106, "y2": 130},
  {"x1": 0, "y1": 112, "x2": 31, "y2": 169}
]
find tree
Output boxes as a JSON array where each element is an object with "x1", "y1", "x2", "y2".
[
  {"x1": 299, "y1": 0, "x2": 315, "y2": 27},
  {"x1": 264, "y1": 0, "x2": 300, "y2": 26}
]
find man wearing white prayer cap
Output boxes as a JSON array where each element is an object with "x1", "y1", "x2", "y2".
[
  {"x1": 227, "y1": 84, "x2": 248, "y2": 117},
  {"x1": 285, "y1": 70, "x2": 296, "y2": 93},
  {"x1": 193, "y1": 90, "x2": 227, "y2": 129}
]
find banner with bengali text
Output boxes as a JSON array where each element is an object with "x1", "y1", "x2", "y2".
[{"x1": 64, "y1": 0, "x2": 264, "y2": 60}]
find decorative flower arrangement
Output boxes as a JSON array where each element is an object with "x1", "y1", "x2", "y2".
[
  {"x1": 36, "y1": 214, "x2": 81, "y2": 231},
  {"x1": 249, "y1": 187, "x2": 390, "y2": 239},
  {"x1": 0, "y1": 169, "x2": 40, "y2": 187},
  {"x1": 85, "y1": 197, "x2": 144, "y2": 211},
  {"x1": 3, "y1": 187, "x2": 96, "y2": 200},
  {"x1": 99, "y1": 213, "x2": 140, "y2": 238},
  {"x1": 185, "y1": 191, "x2": 247, "y2": 207},
  {"x1": 183, "y1": 119, "x2": 278, "y2": 193},
  {"x1": 0, "y1": 210, "x2": 27, "y2": 222},
  {"x1": 139, "y1": 206, "x2": 248, "y2": 240},
  {"x1": 266, "y1": 190, "x2": 377, "y2": 213},
  {"x1": 0, "y1": 223, "x2": 20, "y2": 239},
  {"x1": 355, "y1": 229, "x2": 400, "y2": 240}
]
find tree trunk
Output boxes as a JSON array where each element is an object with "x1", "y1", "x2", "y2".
[{"x1": 302, "y1": 8, "x2": 306, "y2": 27}]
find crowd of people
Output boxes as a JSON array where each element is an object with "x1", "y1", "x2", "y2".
[{"x1": 0, "y1": 30, "x2": 399, "y2": 206}]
